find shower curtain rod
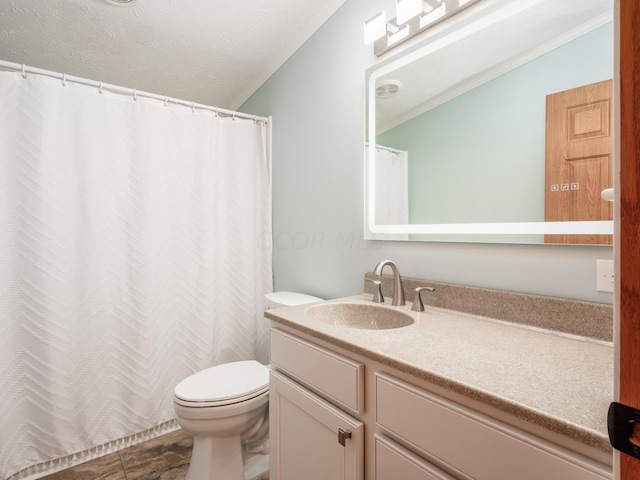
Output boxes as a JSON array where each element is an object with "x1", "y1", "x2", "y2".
[
  {"x1": 0, "y1": 60, "x2": 269, "y2": 124},
  {"x1": 366, "y1": 142, "x2": 406, "y2": 156}
]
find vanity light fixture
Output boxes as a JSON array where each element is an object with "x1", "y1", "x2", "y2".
[
  {"x1": 396, "y1": 0, "x2": 439, "y2": 25},
  {"x1": 419, "y1": 3, "x2": 446, "y2": 28},
  {"x1": 364, "y1": 11, "x2": 388, "y2": 45},
  {"x1": 365, "y1": 0, "x2": 482, "y2": 56},
  {"x1": 387, "y1": 22, "x2": 411, "y2": 47}
]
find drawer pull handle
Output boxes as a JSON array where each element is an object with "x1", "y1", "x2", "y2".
[{"x1": 338, "y1": 428, "x2": 352, "y2": 446}]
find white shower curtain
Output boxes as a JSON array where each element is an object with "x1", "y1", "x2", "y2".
[
  {"x1": 0, "y1": 71, "x2": 273, "y2": 479},
  {"x1": 367, "y1": 144, "x2": 409, "y2": 240}
]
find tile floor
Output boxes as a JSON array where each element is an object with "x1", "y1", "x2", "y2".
[{"x1": 39, "y1": 429, "x2": 193, "y2": 480}]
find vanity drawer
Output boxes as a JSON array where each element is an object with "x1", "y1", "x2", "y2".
[
  {"x1": 375, "y1": 434, "x2": 458, "y2": 480},
  {"x1": 375, "y1": 373, "x2": 611, "y2": 480},
  {"x1": 270, "y1": 329, "x2": 364, "y2": 414}
]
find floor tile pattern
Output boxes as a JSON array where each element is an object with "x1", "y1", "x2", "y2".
[{"x1": 39, "y1": 429, "x2": 192, "y2": 480}]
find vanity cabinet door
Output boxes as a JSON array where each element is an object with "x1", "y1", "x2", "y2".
[{"x1": 270, "y1": 370, "x2": 364, "y2": 480}]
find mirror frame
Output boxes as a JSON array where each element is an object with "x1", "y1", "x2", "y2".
[{"x1": 364, "y1": 0, "x2": 614, "y2": 242}]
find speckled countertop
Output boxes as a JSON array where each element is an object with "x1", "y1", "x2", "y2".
[{"x1": 265, "y1": 294, "x2": 613, "y2": 454}]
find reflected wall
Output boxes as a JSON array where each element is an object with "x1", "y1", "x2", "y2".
[{"x1": 375, "y1": 22, "x2": 613, "y2": 243}]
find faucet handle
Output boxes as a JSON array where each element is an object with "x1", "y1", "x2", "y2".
[
  {"x1": 411, "y1": 286, "x2": 435, "y2": 312},
  {"x1": 366, "y1": 279, "x2": 384, "y2": 303}
]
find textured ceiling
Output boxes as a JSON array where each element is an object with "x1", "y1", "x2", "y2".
[{"x1": 0, "y1": 0, "x2": 347, "y2": 110}]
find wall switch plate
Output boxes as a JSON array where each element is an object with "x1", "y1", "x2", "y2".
[{"x1": 596, "y1": 259, "x2": 614, "y2": 293}]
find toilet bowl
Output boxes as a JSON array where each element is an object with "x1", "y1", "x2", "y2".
[
  {"x1": 174, "y1": 360, "x2": 270, "y2": 480},
  {"x1": 174, "y1": 291, "x2": 322, "y2": 480}
]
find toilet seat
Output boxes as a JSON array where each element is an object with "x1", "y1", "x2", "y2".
[{"x1": 174, "y1": 360, "x2": 269, "y2": 408}]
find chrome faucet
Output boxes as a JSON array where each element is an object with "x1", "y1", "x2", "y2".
[{"x1": 373, "y1": 260, "x2": 405, "y2": 306}]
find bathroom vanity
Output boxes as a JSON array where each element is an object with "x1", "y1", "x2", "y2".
[{"x1": 266, "y1": 281, "x2": 613, "y2": 480}]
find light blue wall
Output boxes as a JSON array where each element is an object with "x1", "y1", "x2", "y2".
[
  {"x1": 377, "y1": 24, "x2": 613, "y2": 230},
  {"x1": 242, "y1": 0, "x2": 613, "y2": 304}
]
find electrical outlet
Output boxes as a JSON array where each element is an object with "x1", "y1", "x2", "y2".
[{"x1": 596, "y1": 259, "x2": 614, "y2": 293}]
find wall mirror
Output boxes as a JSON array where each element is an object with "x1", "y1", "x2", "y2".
[{"x1": 365, "y1": 0, "x2": 614, "y2": 244}]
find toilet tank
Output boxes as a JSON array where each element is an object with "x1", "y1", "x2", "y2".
[{"x1": 264, "y1": 291, "x2": 322, "y2": 309}]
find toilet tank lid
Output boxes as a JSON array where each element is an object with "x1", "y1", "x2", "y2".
[{"x1": 265, "y1": 291, "x2": 323, "y2": 308}]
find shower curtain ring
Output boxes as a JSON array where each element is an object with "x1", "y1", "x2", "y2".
[
  {"x1": 164, "y1": 96, "x2": 168, "y2": 107},
  {"x1": 62, "y1": 73, "x2": 67, "y2": 86},
  {"x1": 192, "y1": 102, "x2": 196, "y2": 113},
  {"x1": 21, "y1": 64, "x2": 26, "y2": 78},
  {"x1": 133, "y1": 88, "x2": 137, "y2": 101},
  {"x1": 98, "y1": 81, "x2": 103, "y2": 95}
]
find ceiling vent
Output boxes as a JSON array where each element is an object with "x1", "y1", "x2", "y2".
[
  {"x1": 376, "y1": 80, "x2": 401, "y2": 99},
  {"x1": 103, "y1": 0, "x2": 138, "y2": 5}
]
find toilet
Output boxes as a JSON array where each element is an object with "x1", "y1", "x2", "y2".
[{"x1": 174, "y1": 291, "x2": 322, "y2": 480}]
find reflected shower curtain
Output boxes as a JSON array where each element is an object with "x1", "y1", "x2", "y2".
[
  {"x1": 369, "y1": 144, "x2": 409, "y2": 240},
  {"x1": 0, "y1": 72, "x2": 272, "y2": 478}
]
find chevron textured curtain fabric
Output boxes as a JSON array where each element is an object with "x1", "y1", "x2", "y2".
[{"x1": 0, "y1": 72, "x2": 273, "y2": 478}]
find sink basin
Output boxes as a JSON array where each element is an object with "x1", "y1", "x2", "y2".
[{"x1": 306, "y1": 303, "x2": 414, "y2": 330}]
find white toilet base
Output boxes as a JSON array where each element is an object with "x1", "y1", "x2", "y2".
[
  {"x1": 184, "y1": 436, "x2": 270, "y2": 480},
  {"x1": 186, "y1": 433, "x2": 244, "y2": 480}
]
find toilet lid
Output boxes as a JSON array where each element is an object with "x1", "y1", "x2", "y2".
[{"x1": 174, "y1": 360, "x2": 269, "y2": 405}]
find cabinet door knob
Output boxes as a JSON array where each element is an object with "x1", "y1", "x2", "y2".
[{"x1": 338, "y1": 428, "x2": 352, "y2": 446}]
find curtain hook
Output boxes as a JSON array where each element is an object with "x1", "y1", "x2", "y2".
[
  {"x1": 132, "y1": 88, "x2": 137, "y2": 101},
  {"x1": 192, "y1": 102, "x2": 196, "y2": 113},
  {"x1": 214, "y1": 108, "x2": 219, "y2": 118},
  {"x1": 164, "y1": 96, "x2": 168, "y2": 107},
  {"x1": 98, "y1": 81, "x2": 103, "y2": 95},
  {"x1": 232, "y1": 113, "x2": 236, "y2": 121},
  {"x1": 62, "y1": 73, "x2": 67, "y2": 86},
  {"x1": 21, "y1": 64, "x2": 26, "y2": 79}
]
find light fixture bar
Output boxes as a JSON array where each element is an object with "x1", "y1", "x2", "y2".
[
  {"x1": 365, "y1": 0, "x2": 483, "y2": 56},
  {"x1": 397, "y1": 0, "x2": 442, "y2": 25},
  {"x1": 388, "y1": 24, "x2": 411, "y2": 46},
  {"x1": 419, "y1": 2, "x2": 446, "y2": 28}
]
